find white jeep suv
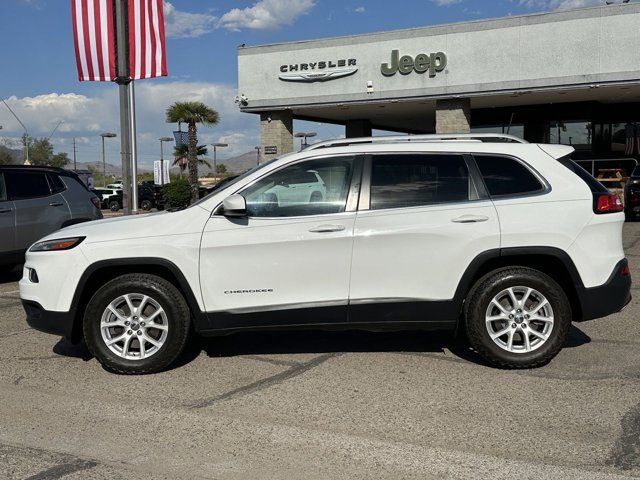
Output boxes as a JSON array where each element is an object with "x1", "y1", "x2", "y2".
[{"x1": 20, "y1": 134, "x2": 631, "y2": 374}]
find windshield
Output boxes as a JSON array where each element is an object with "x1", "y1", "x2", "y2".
[{"x1": 189, "y1": 156, "x2": 281, "y2": 208}]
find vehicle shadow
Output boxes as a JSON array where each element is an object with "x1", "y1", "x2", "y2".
[
  {"x1": 0, "y1": 265, "x2": 22, "y2": 284},
  {"x1": 51, "y1": 323, "x2": 592, "y2": 372}
]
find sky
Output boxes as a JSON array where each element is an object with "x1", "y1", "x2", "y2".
[{"x1": 0, "y1": 0, "x2": 631, "y2": 168}]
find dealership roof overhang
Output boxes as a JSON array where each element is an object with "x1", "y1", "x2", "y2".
[{"x1": 237, "y1": 4, "x2": 640, "y2": 132}]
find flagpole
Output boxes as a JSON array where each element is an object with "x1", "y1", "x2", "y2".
[
  {"x1": 129, "y1": 80, "x2": 139, "y2": 214},
  {"x1": 114, "y1": 0, "x2": 133, "y2": 215}
]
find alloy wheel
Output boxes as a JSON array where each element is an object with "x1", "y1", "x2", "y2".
[
  {"x1": 100, "y1": 293, "x2": 169, "y2": 360},
  {"x1": 485, "y1": 286, "x2": 554, "y2": 354}
]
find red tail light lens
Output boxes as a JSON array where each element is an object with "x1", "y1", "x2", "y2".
[
  {"x1": 594, "y1": 193, "x2": 623, "y2": 214},
  {"x1": 90, "y1": 196, "x2": 101, "y2": 209},
  {"x1": 621, "y1": 264, "x2": 631, "y2": 277}
]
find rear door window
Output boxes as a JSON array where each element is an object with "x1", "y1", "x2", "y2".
[
  {"x1": 474, "y1": 155, "x2": 544, "y2": 197},
  {"x1": 5, "y1": 171, "x2": 52, "y2": 200},
  {"x1": 369, "y1": 154, "x2": 470, "y2": 210}
]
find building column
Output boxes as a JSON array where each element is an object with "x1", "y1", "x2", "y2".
[
  {"x1": 260, "y1": 110, "x2": 293, "y2": 163},
  {"x1": 345, "y1": 120, "x2": 372, "y2": 138},
  {"x1": 435, "y1": 98, "x2": 471, "y2": 134}
]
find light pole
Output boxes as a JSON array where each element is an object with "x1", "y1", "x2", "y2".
[
  {"x1": 100, "y1": 133, "x2": 117, "y2": 186},
  {"x1": 255, "y1": 146, "x2": 261, "y2": 166},
  {"x1": 211, "y1": 142, "x2": 228, "y2": 177},
  {"x1": 294, "y1": 131, "x2": 317, "y2": 150},
  {"x1": 159, "y1": 137, "x2": 173, "y2": 185},
  {"x1": 1, "y1": 97, "x2": 29, "y2": 164}
]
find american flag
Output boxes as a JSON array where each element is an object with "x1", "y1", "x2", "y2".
[
  {"x1": 625, "y1": 123, "x2": 639, "y2": 156},
  {"x1": 173, "y1": 130, "x2": 189, "y2": 146},
  {"x1": 71, "y1": 0, "x2": 167, "y2": 82}
]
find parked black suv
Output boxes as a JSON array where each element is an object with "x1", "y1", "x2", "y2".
[
  {"x1": 107, "y1": 184, "x2": 164, "y2": 211},
  {"x1": 624, "y1": 165, "x2": 640, "y2": 221}
]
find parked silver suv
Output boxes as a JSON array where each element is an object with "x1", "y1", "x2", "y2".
[{"x1": 0, "y1": 166, "x2": 102, "y2": 269}]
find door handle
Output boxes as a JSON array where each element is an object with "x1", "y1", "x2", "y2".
[
  {"x1": 309, "y1": 224, "x2": 346, "y2": 233},
  {"x1": 452, "y1": 215, "x2": 489, "y2": 224},
  {"x1": 0, "y1": 208, "x2": 12, "y2": 214},
  {"x1": 49, "y1": 202, "x2": 64, "y2": 207}
]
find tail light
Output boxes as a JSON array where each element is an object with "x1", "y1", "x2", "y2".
[
  {"x1": 90, "y1": 196, "x2": 101, "y2": 209},
  {"x1": 621, "y1": 264, "x2": 631, "y2": 277},
  {"x1": 594, "y1": 193, "x2": 623, "y2": 214}
]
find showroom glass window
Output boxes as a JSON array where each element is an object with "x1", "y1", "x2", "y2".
[
  {"x1": 0, "y1": 174, "x2": 6, "y2": 201},
  {"x1": 5, "y1": 171, "x2": 51, "y2": 200},
  {"x1": 242, "y1": 156, "x2": 354, "y2": 217},
  {"x1": 475, "y1": 155, "x2": 544, "y2": 197},
  {"x1": 369, "y1": 154, "x2": 470, "y2": 210}
]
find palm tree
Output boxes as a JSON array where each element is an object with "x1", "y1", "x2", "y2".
[
  {"x1": 172, "y1": 144, "x2": 212, "y2": 173},
  {"x1": 166, "y1": 102, "x2": 219, "y2": 202}
]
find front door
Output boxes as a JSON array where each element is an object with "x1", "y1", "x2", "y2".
[
  {"x1": 199, "y1": 155, "x2": 361, "y2": 329},
  {"x1": 349, "y1": 153, "x2": 500, "y2": 324}
]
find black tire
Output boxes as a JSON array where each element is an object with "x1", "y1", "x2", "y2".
[
  {"x1": 625, "y1": 209, "x2": 636, "y2": 222},
  {"x1": 310, "y1": 191, "x2": 323, "y2": 202},
  {"x1": 140, "y1": 199, "x2": 152, "y2": 211},
  {"x1": 464, "y1": 267, "x2": 571, "y2": 369},
  {"x1": 109, "y1": 200, "x2": 120, "y2": 212},
  {"x1": 83, "y1": 273, "x2": 190, "y2": 374}
]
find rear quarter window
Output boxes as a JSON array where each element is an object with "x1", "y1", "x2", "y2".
[
  {"x1": 47, "y1": 173, "x2": 67, "y2": 193},
  {"x1": 557, "y1": 157, "x2": 608, "y2": 193},
  {"x1": 474, "y1": 155, "x2": 545, "y2": 197}
]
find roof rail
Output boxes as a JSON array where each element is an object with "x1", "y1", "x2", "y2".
[{"x1": 304, "y1": 133, "x2": 528, "y2": 150}]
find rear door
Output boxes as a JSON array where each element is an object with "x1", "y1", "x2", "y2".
[
  {"x1": 5, "y1": 170, "x2": 71, "y2": 249},
  {"x1": 0, "y1": 173, "x2": 16, "y2": 254},
  {"x1": 348, "y1": 152, "x2": 500, "y2": 323}
]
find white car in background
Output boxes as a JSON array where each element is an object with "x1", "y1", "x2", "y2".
[
  {"x1": 106, "y1": 183, "x2": 123, "y2": 190},
  {"x1": 245, "y1": 168, "x2": 327, "y2": 216}
]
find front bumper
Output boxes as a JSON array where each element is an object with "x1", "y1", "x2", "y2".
[
  {"x1": 577, "y1": 259, "x2": 632, "y2": 321},
  {"x1": 22, "y1": 300, "x2": 77, "y2": 341}
]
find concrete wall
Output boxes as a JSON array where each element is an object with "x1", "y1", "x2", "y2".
[
  {"x1": 259, "y1": 111, "x2": 293, "y2": 163},
  {"x1": 237, "y1": 5, "x2": 640, "y2": 112}
]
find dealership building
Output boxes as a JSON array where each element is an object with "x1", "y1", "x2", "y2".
[{"x1": 237, "y1": 3, "x2": 640, "y2": 164}]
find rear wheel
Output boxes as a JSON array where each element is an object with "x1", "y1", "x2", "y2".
[
  {"x1": 109, "y1": 200, "x2": 120, "y2": 212},
  {"x1": 310, "y1": 191, "x2": 323, "y2": 202},
  {"x1": 140, "y1": 199, "x2": 152, "y2": 211},
  {"x1": 464, "y1": 267, "x2": 571, "y2": 368},
  {"x1": 83, "y1": 274, "x2": 190, "y2": 374}
]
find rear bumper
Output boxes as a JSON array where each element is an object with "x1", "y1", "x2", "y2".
[
  {"x1": 577, "y1": 259, "x2": 632, "y2": 321},
  {"x1": 22, "y1": 300, "x2": 77, "y2": 341}
]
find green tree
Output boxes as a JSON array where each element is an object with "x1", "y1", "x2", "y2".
[
  {"x1": 29, "y1": 138, "x2": 54, "y2": 165},
  {"x1": 172, "y1": 144, "x2": 212, "y2": 171},
  {"x1": 26, "y1": 137, "x2": 70, "y2": 167},
  {"x1": 215, "y1": 163, "x2": 228, "y2": 175},
  {"x1": 166, "y1": 102, "x2": 219, "y2": 202},
  {"x1": 0, "y1": 146, "x2": 17, "y2": 165},
  {"x1": 50, "y1": 152, "x2": 70, "y2": 168},
  {"x1": 162, "y1": 177, "x2": 192, "y2": 209}
]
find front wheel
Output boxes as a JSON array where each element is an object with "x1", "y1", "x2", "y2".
[
  {"x1": 464, "y1": 267, "x2": 571, "y2": 369},
  {"x1": 140, "y1": 199, "x2": 152, "y2": 211},
  {"x1": 83, "y1": 273, "x2": 190, "y2": 374},
  {"x1": 109, "y1": 200, "x2": 120, "y2": 212}
]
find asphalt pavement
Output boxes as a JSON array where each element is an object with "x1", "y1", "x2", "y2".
[{"x1": 0, "y1": 225, "x2": 639, "y2": 479}]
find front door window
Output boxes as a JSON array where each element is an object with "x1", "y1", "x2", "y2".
[{"x1": 241, "y1": 156, "x2": 355, "y2": 217}]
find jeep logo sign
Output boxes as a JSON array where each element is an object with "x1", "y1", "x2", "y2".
[{"x1": 381, "y1": 50, "x2": 447, "y2": 77}]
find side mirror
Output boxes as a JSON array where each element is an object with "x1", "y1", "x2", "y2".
[{"x1": 220, "y1": 194, "x2": 247, "y2": 217}]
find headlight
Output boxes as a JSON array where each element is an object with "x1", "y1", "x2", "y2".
[{"x1": 29, "y1": 237, "x2": 85, "y2": 252}]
